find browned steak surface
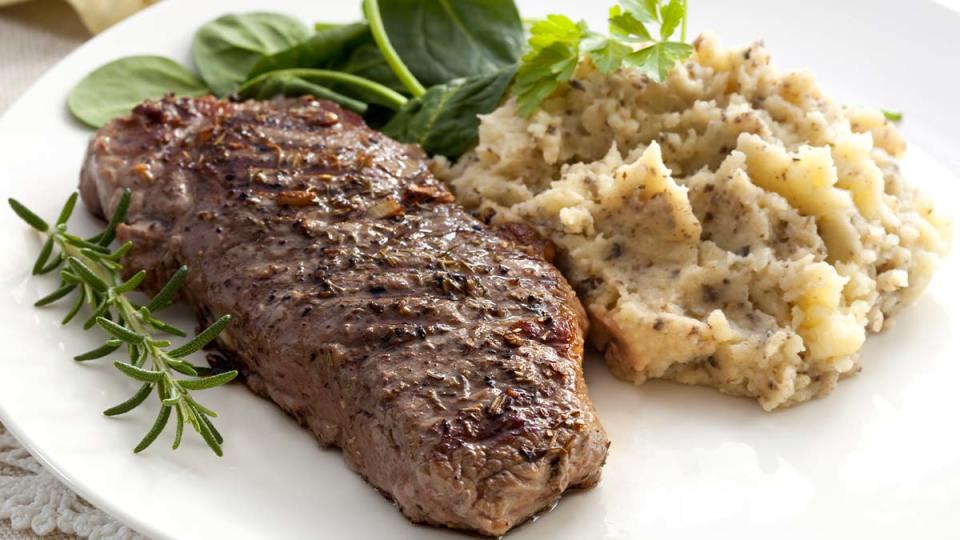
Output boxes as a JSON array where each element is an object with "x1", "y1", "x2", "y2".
[{"x1": 79, "y1": 96, "x2": 608, "y2": 536}]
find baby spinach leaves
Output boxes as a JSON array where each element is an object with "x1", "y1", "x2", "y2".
[
  {"x1": 362, "y1": 0, "x2": 426, "y2": 96},
  {"x1": 248, "y1": 23, "x2": 405, "y2": 94},
  {"x1": 335, "y1": 42, "x2": 408, "y2": 93},
  {"x1": 238, "y1": 0, "x2": 526, "y2": 157},
  {"x1": 68, "y1": 56, "x2": 208, "y2": 128},
  {"x1": 383, "y1": 66, "x2": 516, "y2": 158},
  {"x1": 237, "y1": 70, "x2": 370, "y2": 113},
  {"x1": 247, "y1": 23, "x2": 370, "y2": 79},
  {"x1": 364, "y1": 0, "x2": 523, "y2": 155},
  {"x1": 67, "y1": 1, "x2": 691, "y2": 157},
  {"x1": 192, "y1": 13, "x2": 311, "y2": 96},
  {"x1": 238, "y1": 69, "x2": 406, "y2": 112},
  {"x1": 377, "y1": 0, "x2": 524, "y2": 88}
]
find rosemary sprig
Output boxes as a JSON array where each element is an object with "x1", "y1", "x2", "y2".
[{"x1": 8, "y1": 191, "x2": 238, "y2": 456}]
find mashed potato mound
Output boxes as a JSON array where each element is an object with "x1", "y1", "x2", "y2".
[{"x1": 440, "y1": 34, "x2": 952, "y2": 410}]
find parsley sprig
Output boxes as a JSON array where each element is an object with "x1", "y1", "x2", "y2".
[
  {"x1": 9, "y1": 192, "x2": 237, "y2": 455},
  {"x1": 513, "y1": 0, "x2": 692, "y2": 116},
  {"x1": 882, "y1": 109, "x2": 903, "y2": 122}
]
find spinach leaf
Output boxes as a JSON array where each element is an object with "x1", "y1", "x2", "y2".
[
  {"x1": 382, "y1": 66, "x2": 515, "y2": 158},
  {"x1": 362, "y1": 0, "x2": 426, "y2": 96},
  {"x1": 314, "y1": 22, "x2": 343, "y2": 32},
  {"x1": 192, "y1": 13, "x2": 311, "y2": 97},
  {"x1": 377, "y1": 0, "x2": 524, "y2": 88},
  {"x1": 335, "y1": 42, "x2": 408, "y2": 93},
  {"x1": 68, "y1": 56, "x2": 208, "y2": 128},
  {"x1": 249, "y1": 23, "x2": 406, "y2": 94},
  {"x1": 238, "y1": 72, "x2": 366, "y2": 113},
  {"x1": 238, "y1": 69, "x2": 407, "y2": 113},
  {"x1": 248, "y1": 23, "x2": 369, "y2": 79}
]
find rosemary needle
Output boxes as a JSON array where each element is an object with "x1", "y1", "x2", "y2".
[{"x1": 8, "y1": 191, "x2": 237, "y2": 456}]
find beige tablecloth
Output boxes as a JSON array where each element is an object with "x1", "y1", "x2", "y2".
[
  {"x1": 0, "y1": 0, "x2": 88, "y2": 111},
  {"x1": 1, "y1": 3, "x2": 94, "y2": 539}
]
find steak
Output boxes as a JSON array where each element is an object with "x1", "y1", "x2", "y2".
[{"x1": 79, "y1": 95, "x2": 609, "y2": 536}]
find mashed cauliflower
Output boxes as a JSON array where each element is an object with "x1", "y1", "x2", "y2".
[{"x1": 440, "y1": 34, "x2": 952, "y2": 410}]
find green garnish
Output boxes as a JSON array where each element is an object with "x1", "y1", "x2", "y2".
[
  {"x1": 883, "y1": 109, "x2": 903, "y2": 122},
  {"x1": 192, "y1": 13, "x2": 312, "y2": 97},
  {"x1": 371, "y1": 0, "x2": 524, "y2": 88},
  {"x1": 66, "y1": 1, "x2": 527, "y2": 158},
  {"x1": 246, "y1": 22, "x2": 405, "y2": 94},
  {"x1": 511, "y1": 15, "x2": 586, "y2": 118},
  {"x1": 67, "y1": 56, "x2": 208, "y2": 129},
  {"x1": 513, "y1": 0, "x2": 692, "y2": 117},
  {"x1": 383, "y1": 66, "x2": 517, "y2": 158},
  {"x1": 67, "y1": 1, "x2": 690, "y2": 153},
  {"x1": 8, "y1": 192, "x2": 237, "y2": 456},
  {"x1": 361, "y1": 0, "x2": 426, "y2": 97},
  {"x1": 237, "y1": 68, "x2": 407, "y2": 112}
]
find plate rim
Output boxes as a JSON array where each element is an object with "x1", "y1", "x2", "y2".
[
  {"x1": 0, "y1": 3, "x2": 181, "y2": 537},
  {"x1": 1, "y1": 1, "x2": 959, "y2": 539}
]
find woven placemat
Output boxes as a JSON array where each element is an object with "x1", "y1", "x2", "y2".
[{"x1": 0, "y1": 425, "x2": 77, "y2": 540}]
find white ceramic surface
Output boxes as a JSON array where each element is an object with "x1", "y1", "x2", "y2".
[{"x1": 1, "y1": 1, "x2": 959, "y2": 538}]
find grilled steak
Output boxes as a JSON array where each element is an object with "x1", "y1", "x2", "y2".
[{"x1": 79, "y1": 96, "x2": 608, "y2": 536}]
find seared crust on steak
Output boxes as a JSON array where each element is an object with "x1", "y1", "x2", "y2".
[{"x1": 79, "y1": 96, "x2": 608, "y2": 536}]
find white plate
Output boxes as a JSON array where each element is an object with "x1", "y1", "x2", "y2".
[{"x1": 1, "y1": 0, "x2": 959, "y2": 538}]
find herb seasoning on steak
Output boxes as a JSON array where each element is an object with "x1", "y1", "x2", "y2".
[{"x1": 79, "y1": 95, "x2": 608, "y2": 536}]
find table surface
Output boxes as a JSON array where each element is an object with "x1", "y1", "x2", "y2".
[
  {"x1": 1, "y1": 3, "x2": 92, "y2": 538},
  {"x1": 2, "y1": 0, "x2": 960, "y2": 538}
]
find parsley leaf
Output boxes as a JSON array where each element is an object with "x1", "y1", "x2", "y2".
[
  {"x1": 528, "y1": 15, "x2": 585, "y2": 50},
  {"x1": 588, "y1": 38, "x2": 633, "y2": 74},
  {"x1": 882, "y1": 109, "x2": 903, "y2": 122},
  {"x1": 621, "y1": 0, "x2": 660, "y2": 23},
  {"x1": 514, "y1": 40, "x2": 582, "y2": 117},
  {"x1": 625, "y1": 41, "x2": 692, "y2": 82},
  {"x1": 659, "y1": 0, "x2": 686, "y2": 40},
  {"x1": 609, "y1": 6, "x2": 653, "y2": 42},
  {"x1": 513, "y1": 15, "x2": 587, "y2": 116},
  {"x1": 512, "y1": 1, "x2": 692, "y2": 117}
]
